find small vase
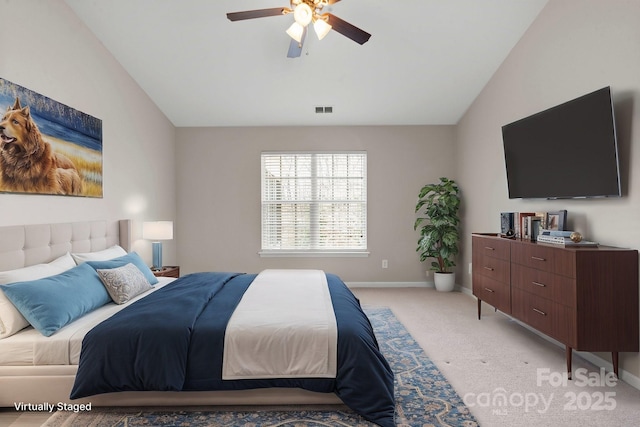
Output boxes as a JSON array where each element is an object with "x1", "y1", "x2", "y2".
[{"x1": 434, "y1": 272, "x2": 455, "y2": 292}]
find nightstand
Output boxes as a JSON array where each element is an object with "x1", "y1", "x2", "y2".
[{"x1": 151, "y1": 266, "x2": 180, "y2": 278}]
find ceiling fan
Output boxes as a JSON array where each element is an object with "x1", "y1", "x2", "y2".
[{"x1": 227, "y1": 0, "x2": 371, "y2": 58}]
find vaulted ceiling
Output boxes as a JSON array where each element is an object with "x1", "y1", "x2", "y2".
[{"x1": 64, "y1": 0, "x2": 548, "y2": 127}]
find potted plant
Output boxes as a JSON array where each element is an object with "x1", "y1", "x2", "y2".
[{"x1": 414, "y1": 177, "x2": 460, "y2": 291}]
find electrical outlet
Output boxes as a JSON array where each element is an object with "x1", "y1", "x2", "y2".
[
  {"x1": 382, "y1": 259, "x2": 388, "y2": 269},
  {"x1": 425, "y1": 270, "x2": 431, "y2": 278}
]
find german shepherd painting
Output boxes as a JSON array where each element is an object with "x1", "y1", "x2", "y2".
[{"x1": 0, "y1": 98, "x2": 83, "y2": 195}]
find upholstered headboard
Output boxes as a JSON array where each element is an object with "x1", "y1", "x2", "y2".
[{"x1": 0, "y1": 220, "x2": 130, "y2": 271}]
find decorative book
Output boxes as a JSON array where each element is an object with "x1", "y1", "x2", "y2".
[{"x1": 537, "y1": 235, "x2": 598, "y2": 247}]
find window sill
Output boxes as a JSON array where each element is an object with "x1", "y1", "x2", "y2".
[{"x1": 259, "y1": 250, "x2": 370, "y2": 258}]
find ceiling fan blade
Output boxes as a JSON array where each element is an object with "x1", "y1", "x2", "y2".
[
  {"x1": 326, "y1": 13, "x2": 371, "y2": 45},
  {"x1": 287, "y1": 27, "x2": 307, "y2": 58},
  {"x1": 227, "y1": 8, "x2": 290, "y2": 22}
]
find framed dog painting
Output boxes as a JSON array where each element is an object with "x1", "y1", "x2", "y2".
[{"x1": 0, "y1": 78, "x2": 102, "y2": 197}]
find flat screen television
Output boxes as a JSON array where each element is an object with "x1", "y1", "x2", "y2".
[{"x1": 502, "y1": 86, "x2": 621, "y2": 199}]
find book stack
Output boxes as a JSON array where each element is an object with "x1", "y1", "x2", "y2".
[
  {"x1": 536, "y1": 231, "x2": 598, "y2": 247},
  {"x1": 518, "y1": 212, "x2": 541, "y2": 241},
  {"x1": 499, "y1": 212, "x2": 549, "y2": 241}
]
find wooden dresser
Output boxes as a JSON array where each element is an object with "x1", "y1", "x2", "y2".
[{"x1": 472, "y1": 233, "x2": 638, "y2": 378}]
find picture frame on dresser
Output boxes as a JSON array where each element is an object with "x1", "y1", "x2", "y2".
[{"x1": 546, "y1": 210, "x2": 567, "y2": 231}]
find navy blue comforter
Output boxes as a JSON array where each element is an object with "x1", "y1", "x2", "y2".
[{"x1": 70, "y1": 272, "x2": 395, "y2": 427}]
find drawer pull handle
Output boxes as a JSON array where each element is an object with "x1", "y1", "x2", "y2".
[
  {"x1": 533, "y1": 308, "x2": 547, "y2": 316},
  {"x1": 531, "y1": 256, "x2": 546, "y2": 262},
  {"x1": 483, "y1": 266, "x2": 494, "y2": 271},
  {"x1": 484, "y1": 288, "x2": 495, "y2": 293},
  {"x1": 484, "y1": 246, "x2": 495, "y2": 251},
  {"x1": 532, "y1": 281, "x2": 546, "y2": 287}
]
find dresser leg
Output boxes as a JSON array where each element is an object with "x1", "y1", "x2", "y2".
[
  {"x1": 612, "y1": 352, "x2": 619, "y2": 378},
  {"x1": 477, "y1": 298, "x2": 482, "y2": 319},
  {"x1": 566, "y1": 346, "x2": 572, "y2": 380}
]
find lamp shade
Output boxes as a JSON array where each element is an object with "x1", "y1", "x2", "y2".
[
  {"x1": 313, "y1": 18, "x2": 332, "y2": 40},
  {"x1": 286, "y1": 22, "x2": 305, "y2": 43},
  {"x1": 143, "y1": 221, "x2": 173, "y2": 241}
]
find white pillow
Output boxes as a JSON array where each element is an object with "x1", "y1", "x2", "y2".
[
  {"x1": 71, "y1": 245, "x2": 127, "y2": 265},
  {"x1": 97, "y1": 263, "x2": 152, "y2": 304},
  {"x1": 0, "y1": 253, "x2": 76, "y2": 339},
  {"x1": 46, "y1": 252, "x2": 76, "y2": 271}
]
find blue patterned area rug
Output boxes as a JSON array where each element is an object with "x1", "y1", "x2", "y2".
[{"x1": 43, "y1": 308, "x2": 477, "y2": 427}]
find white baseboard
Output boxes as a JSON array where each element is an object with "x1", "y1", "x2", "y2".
[
  {"x1": 346, "y1": 281, "x2": 432, "y2": 288},
  {"x1": 459, "y1": 285, "x2": 473, "y2": 296},
  {"x1": 347, "y1": 282, "x2": 475, "y2": 292}
]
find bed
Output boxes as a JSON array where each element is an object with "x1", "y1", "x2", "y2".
[{"x1": 0, "y1": 220, "x2": 395, "y2": 426}]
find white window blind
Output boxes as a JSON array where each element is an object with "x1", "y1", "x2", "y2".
[{"x1": 261, "y1": 152, "x2": 367, "y2": 255}]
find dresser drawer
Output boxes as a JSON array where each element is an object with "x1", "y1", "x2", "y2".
[
  {"x1": 473, "y1": 256, "x2": 510, "y2": 284},
  {"x1": 511, "y1": 243, "x2": 576, "y2": 277},
  {"x1": 473, "y1": 274, "x2": 511, "y2": 314},
  {"x1": 511, "y1": 264, "x2": 576, "y2": 308},
  {"x1": 512, "y1": 288, "x2": 575, "y2": 344},
  {"x1": 472, "y1": 235, "x2": 511, "y2": 261}
]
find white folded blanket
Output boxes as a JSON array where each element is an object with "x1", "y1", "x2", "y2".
[{"x1": 222, "y1": 269, "x2": 337, "y2": 379}]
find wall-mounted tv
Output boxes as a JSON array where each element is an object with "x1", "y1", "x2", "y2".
[{"x1": 502, "y1": 86, "x2": 621, "y2": 199}]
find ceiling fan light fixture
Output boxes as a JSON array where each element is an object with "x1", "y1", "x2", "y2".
[
  {"x1": 313, "y1": 16, "x2": 332, "y2": 40},
  {"x1": 286, "y1": 22, "x2": 305, "y2": 43},
  {"x1": 293, "y1": 3, "x2": 313, "y2": 26},
  {"x1": 228, "y1": 1, "x2": 371, "y2": 56}
]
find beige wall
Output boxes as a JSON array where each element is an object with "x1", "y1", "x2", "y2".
[
  {"x1": 0, "y1": 0, "x2": 177, "y2": 265},
  {"x1": 456, "y1": 0, "x2": 640, "y2": 379},
  {"x1": 175, "y1": 125, "x2": 456, "y2": 283}
]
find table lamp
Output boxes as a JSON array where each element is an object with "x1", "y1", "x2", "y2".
[{"x1": 142, "y1": 221, "x2": 173, "y2": 270}]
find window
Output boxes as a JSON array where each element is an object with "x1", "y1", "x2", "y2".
[{"x1": 261, "y1": 151, "x2": 367, "y2": 256}]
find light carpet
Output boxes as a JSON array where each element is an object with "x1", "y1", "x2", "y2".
[
  {"x1": 42, "y1": 307, "x2": 478, "y2": 427},
  {"x1": 354, "y1": 287, "x2": 640, "y2": 427}
]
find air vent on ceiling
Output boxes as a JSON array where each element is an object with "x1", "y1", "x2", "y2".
[{"x1": 315, "y1": 106, "x2": 333, "y2": 114}]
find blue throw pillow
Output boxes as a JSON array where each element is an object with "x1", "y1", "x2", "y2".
[
  {"x1": 0, "y1": 263, "x2": 112, "y2": 337},
  {"x1": 86, "y1": 252, "x2": 158, "y2": 285}
]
